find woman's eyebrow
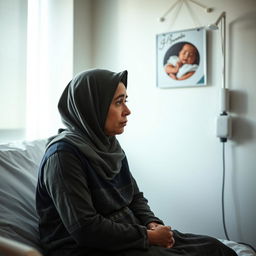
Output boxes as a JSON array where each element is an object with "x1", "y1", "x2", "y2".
[{"x1": 114, "y1": 94, "x2": 128, "y2": 100}]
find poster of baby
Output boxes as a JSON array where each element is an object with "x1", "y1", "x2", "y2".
[{"x1": 156, "y1": 27, "x2": 207, "y2": 88}]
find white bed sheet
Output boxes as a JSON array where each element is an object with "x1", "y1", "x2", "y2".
[
  {"x1": 0, "y1": 139, "x2": 46, "y2": 252},
  {"x1": 220, "y1": 239, "x2": 256, "y2": 256}
]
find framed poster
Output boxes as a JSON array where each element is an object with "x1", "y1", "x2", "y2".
[{"x1": 156, "y1": 27, "x2": 207, "y2": 88}]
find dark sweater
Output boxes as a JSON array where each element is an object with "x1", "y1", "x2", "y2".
[{"x1": 36, "y1": 141, "x2": 163, "y2": 256}]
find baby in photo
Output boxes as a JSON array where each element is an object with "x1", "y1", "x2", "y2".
[{"x1": 165, "y1": 43, "x2": 199, "y2": 80}]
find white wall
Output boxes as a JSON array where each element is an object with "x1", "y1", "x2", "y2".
[
  {"x1": 90, "y1": 0, "x2": 256, "y2": 246},
  {"x1": 73, "y1": 0, "x2": 92, "y2": 74}
]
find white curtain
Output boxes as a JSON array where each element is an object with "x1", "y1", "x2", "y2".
[
  {"x1": 26, "y1": 0, "x2": 74, "y2": 140},
  {"x1": 0, "y1": 0, "x2": 27, "y2": 142}
]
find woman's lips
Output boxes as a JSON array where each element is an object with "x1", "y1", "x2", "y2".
[{"x1": 120, "y1": 121, "x2": 127, "y2": 127}]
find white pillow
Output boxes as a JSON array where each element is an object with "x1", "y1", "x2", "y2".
[{"x1": 0, "y1": 139, "x2": 46, "y2": 252}]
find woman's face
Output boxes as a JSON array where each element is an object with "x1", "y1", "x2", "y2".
[{"x1": 104, "y1": 82, "x2": 131, "y2": 136}]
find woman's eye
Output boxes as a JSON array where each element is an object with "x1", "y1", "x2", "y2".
[
  {"x1": 115, "y1": 98, "x2": 128, "y2": 106},
  {"x1": 116, "y1": 100, "x2": 123, "y2": 105}
]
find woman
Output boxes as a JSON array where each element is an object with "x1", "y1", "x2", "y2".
[{"x1": 36, "y1": 69, "x2": 237, "y2": 256}]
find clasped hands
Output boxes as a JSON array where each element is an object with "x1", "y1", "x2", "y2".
[{"x1": 147, "y1": 222, "x2": 175, "y2": 248}]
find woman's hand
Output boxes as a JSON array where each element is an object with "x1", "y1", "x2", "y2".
[
  {"x1": 147, "y1": 221, "x2": 162, "y2": 230},
  {"x1": 147, "y1": 225, "x2": 175, "y2": 248}
]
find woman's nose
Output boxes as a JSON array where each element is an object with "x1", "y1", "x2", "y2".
[{"x1": 124, "y1": 104, "x2": 131, "y2": 116}]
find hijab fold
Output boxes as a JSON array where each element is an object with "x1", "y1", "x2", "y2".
[{"x1": 47, "y1": 69, "x2": 128, "y2": 180}]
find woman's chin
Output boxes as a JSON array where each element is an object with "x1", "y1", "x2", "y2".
[{"x1": 116, "y1": 128, "x2": 125, "y2": 135}]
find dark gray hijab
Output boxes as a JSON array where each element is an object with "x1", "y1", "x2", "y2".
[{"x1": 48, "y1": 69, "x2": 128, "y2": 180}]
